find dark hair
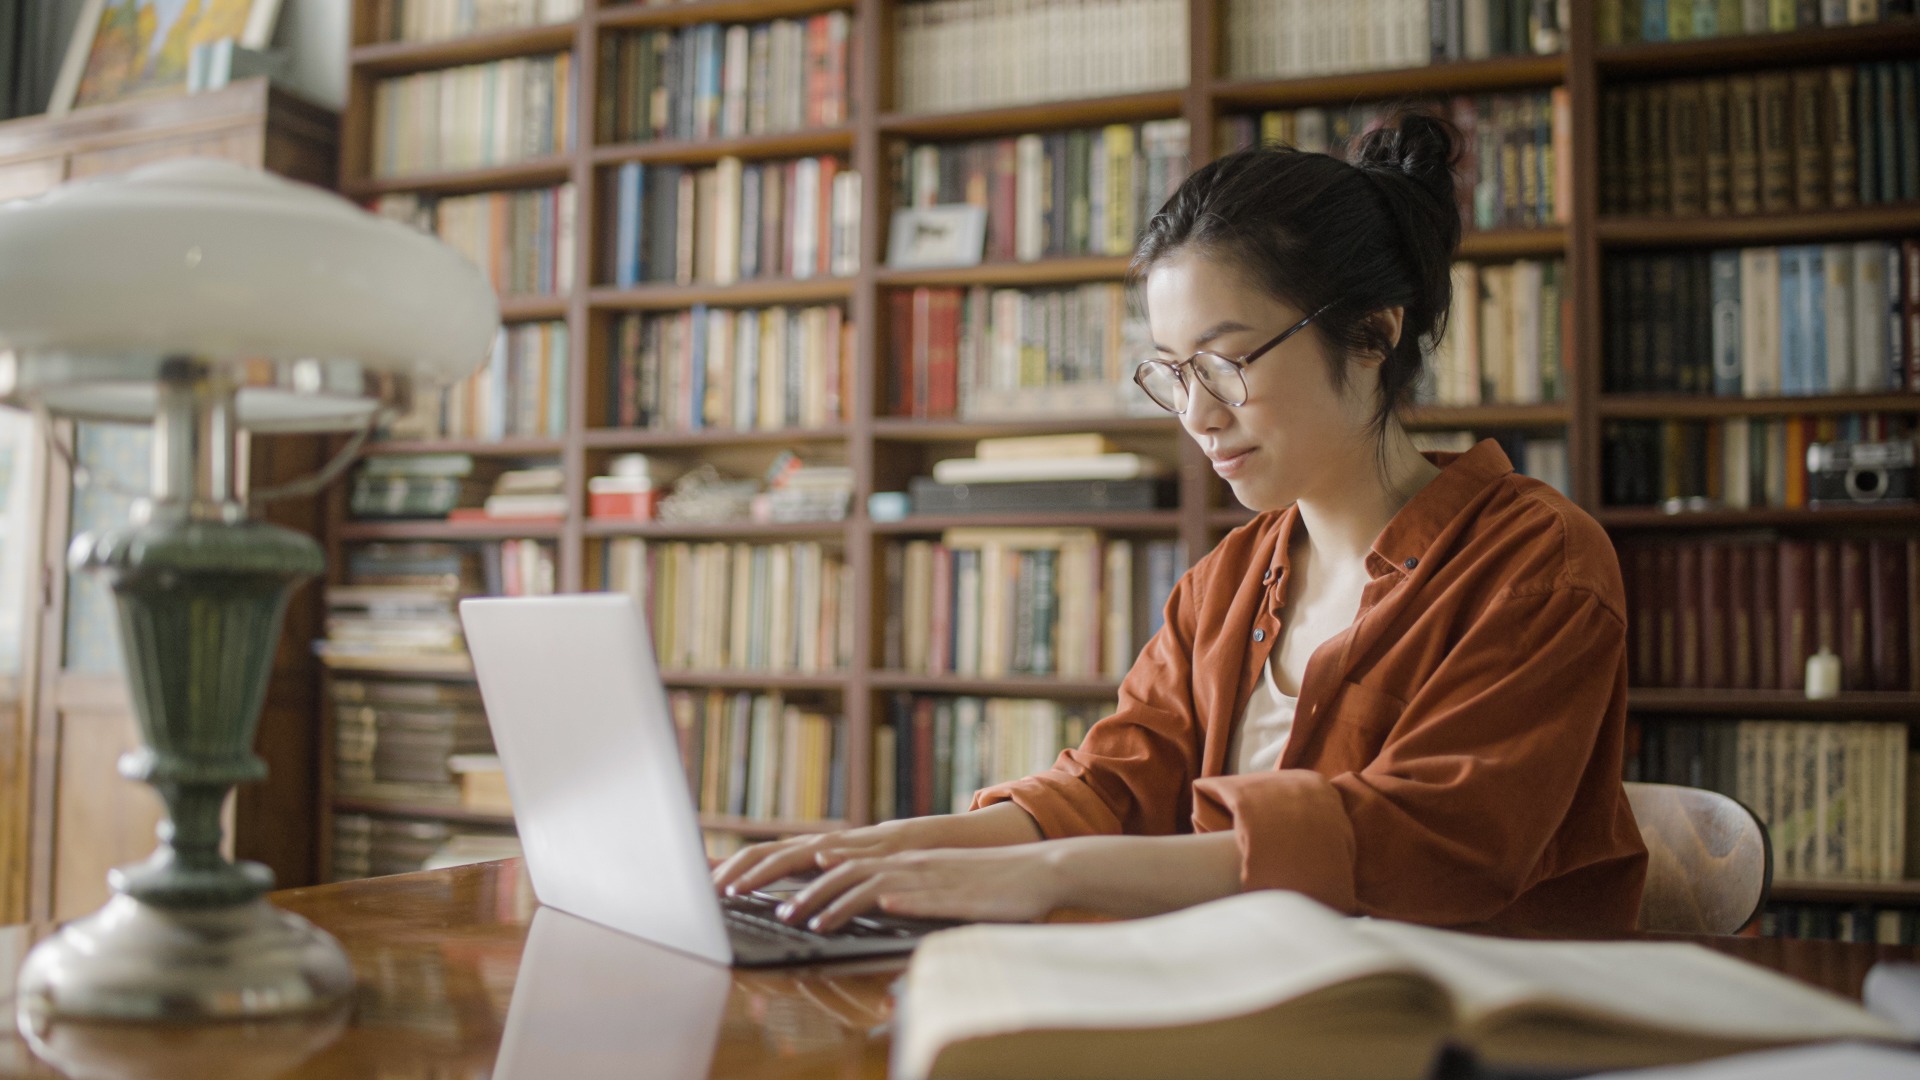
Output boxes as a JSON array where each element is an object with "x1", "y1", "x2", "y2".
[{"x1": 1130, "y1": 110, "x2": 1463, "y2": 446}]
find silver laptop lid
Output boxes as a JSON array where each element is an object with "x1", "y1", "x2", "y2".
[{"x1": 459, "y1": 593, "x2": 731, "y2": 965}]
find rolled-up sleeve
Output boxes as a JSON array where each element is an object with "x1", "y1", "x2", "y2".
[
  {"x1": 971, "y1": 570, "x2": 1207, "y2": 839},
  {"x1": 1190, "y1": 585, "x2": 1628, "y2": 925}
]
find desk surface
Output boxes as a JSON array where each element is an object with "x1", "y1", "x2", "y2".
[{"x1": 1, "y1": 859, "x2": 1916, "y2": 1079}]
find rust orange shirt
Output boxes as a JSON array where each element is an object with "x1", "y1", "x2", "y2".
[{"x1": 973, "y1": 440, "x2": 1649, "y2": 934}]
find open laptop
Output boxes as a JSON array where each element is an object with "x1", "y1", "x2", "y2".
[{"x1": 460, "y1": 592, "x2": 947, "y2": 966}]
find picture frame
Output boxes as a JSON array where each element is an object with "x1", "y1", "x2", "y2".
[
  {"x1": 49, "y1": 0, "x2": 285, "y2": 116},
  {"x1": 886, "y1": 204, "x2": 989, "y2": 270}
]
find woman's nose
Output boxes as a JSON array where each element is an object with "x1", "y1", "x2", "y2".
[{"x1": 1180, "y1": 383, "x2": 1233, "y2": 434}]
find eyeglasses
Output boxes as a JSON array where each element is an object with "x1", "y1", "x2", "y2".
[{"x1": 1132, "y1": 302, "x2": 1333, "y2": 415}]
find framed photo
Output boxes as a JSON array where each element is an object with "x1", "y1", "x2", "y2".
[
  {"x1": 49, "y1": 0, "x2": 284, "y2": 116},
  {"x1": 886, "y1": 205, "x2": 989, "y2": 270}
]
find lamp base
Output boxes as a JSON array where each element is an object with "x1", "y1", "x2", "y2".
[{"x1": 14, "y1": 893, "x2": 354, "y2": 1024}]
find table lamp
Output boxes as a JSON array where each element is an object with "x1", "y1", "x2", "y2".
[{"x1": 0, "y1": 159, "x2": 499, "y2": 1023}]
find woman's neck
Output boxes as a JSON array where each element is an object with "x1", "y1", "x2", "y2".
[{"x1": 1292, "y1": 426, "x2": 1443, "y2": 569}]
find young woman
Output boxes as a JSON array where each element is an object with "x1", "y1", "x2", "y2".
[{"x1": 713, "y1": 113, "x2": 1648, "y2": 935}]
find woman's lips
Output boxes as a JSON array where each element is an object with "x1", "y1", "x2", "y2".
[{"x1": 1211, "y1": 447, "x2": 1255, "y2": 478}]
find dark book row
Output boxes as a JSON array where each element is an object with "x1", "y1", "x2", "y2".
[
  {"x1": 596, "y1": 14, "x2": 854, "y2": 145},
  {"x1": 1601, "y1": 412, "x2": 1913, "y2": 509},
  {"x1": 875, "y1": 695, "x2": 1108, "y2": 822}
]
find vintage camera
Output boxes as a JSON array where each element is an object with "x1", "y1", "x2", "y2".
[{"x1": 1807, "y1": 440, "x2": 1915, "y2": 506}]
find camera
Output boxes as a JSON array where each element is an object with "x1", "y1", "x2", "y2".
[{"x1": 1807, "y1": 440, "x2": 1915, "y2": 506}]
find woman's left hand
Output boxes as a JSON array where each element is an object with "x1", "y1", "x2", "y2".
[{"x1": 775, "y1": 845, "x2": 1065, "y2": 933}]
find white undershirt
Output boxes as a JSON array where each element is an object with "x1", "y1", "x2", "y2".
[{"x1": 1229, "y1": 654, "x2": 1298, "y2": 774}]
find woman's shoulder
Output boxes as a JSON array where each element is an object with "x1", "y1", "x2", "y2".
[{"x1": 1462, "y1": 472, "x2": 1624, "y2": 619}]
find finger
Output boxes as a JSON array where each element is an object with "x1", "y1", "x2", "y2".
[
  {"x1": 711, "y1": 840, "x2": 782, "y2": 889},
  {"x1": 777, "y1": 857, "x2": 886, "y2": 925},
  {"x1": 807, "y1": 875, "x2": 899, "y2": 934},
  {"x1": 725, "y1": 839, "x2": 833, "y2": 896}
]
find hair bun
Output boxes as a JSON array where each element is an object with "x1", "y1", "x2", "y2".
[{"x1": 1351, "y1": 111, "x2": 1461, "y2": 217}]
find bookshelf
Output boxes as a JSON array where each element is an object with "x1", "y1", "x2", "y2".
[{"x1": 333, "y1": 0, "x2": 1920, "y2": 921}]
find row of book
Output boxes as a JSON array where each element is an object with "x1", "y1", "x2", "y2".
[
  {"x1": 1604, "y1": 242, "x2": 1917, "y2": 397},
  {"x1": 1222, "y1": 0, "x2": 1559, "y2": 80},
  {"x1": 605, "y1": 305, "x2": 852, "y2": 432},
  {"x1": 1423, "y1": 258, "x2": 1566, "y2": 407},
  {"x1": 1759, "y1": 903, "x2": 1920, "y2": 945},
  {"x1": 1619, "y1": 537, "x2": 1920, "y2": 692},
  {"x1": 874, "y1": 695, "x2": 1108, "y2": 822},
  {"x1": 371, "y1": 54, "x2": 574, "y2": 178},
  {"x1": 349, "y1": 454, "x2": 496, "y2": 520},
  {"x1": 1598, "y1": 64, "x2": 1920, "y2": 220},
  {"x1": 1626, "y1": 720, "x2": 1909, "y2": 883},
  {"x1": 369, "y1": 0, "x2": 580, "y2": 43},
  {"x1": 388, "y1": 321, "x2": 570, "y2": 441},
  {"x1": 885, "y1": 531, "x2": 1183, "y2": 680},
  {"x1": 1597, "y1": 0, "x2": 1917, "y2": 44},
  {"x1": 1215, "y1": 93, "x2": 1569, "y2": 233},
  {"x1": 1413, "y1": 431, "x2": 1571, "y2": 499},
  {"x1": 890, "y1": 120, "x2": 1191, "y2": 265},
  {"x1": 316, "y1": 542, "x2": 554, "y2": 672},
  {"x1": 376, "y1": 185, "x2": 576, "y2": 297},
  {"x1": 333, "y1": 678, "x2": 490, "y2": 807},
  {"x1": 670, "y1": 690, "x2": 846, "y2": 822},
  {"x1": 893, "y1": 0, "x2": 1186, "y2": 115},
  {"x1": 909, "y1": 432, "x2": 1172, "y2": 518},
  {"x1": 606, "y1": 156, "x2": 859, "y2": 286},
  {"x1": 603, "y1": 538, "x2": 855, "y2": 675},
  {"x1": 596, "y1": 15, "x2": 853, "y2": 145},
  {"x1": 886, "y1": 284, "x2": 1153, "y2": 422},
  {"x1": 1601, "y1": 412, "x2": 1911, "y2": 509}
]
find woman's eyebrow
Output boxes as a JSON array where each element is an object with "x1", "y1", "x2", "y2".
[{"x1": 1153, "y1": 319, "x2": 1255, "y2": 353}]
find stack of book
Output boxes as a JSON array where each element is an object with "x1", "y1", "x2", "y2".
[
  {"x1": 317, "y1": 543, "x2": 479, "y2": 673},
  {"x1": 485, "y1": 540, "x2": 558, "y2": 596},
  {"x1": 332, "y1": 814, "x2": 454, "y2": 881},
  {"x1": 886, "y1": 527, "x2": 1185, "y2": 679},
  {"x1": 1627, "y1": 719, "x2": 1908, "y2": 884},
  {"x1": 756, "y1": 451, "x2": 853, "y2": 523},
  {"x1": 892, "y1": 0, "x2": 1187, "y2": 114},
  {"x1": 598, "y1": 14, "x2": 853, "y2": 144},
  {"x1": 371, "y1": 0, "x2": 581, "y2": 43},
  {"x1": 911, "y1": 433, "x2": 1173, "y2": 516},
  {"x1": 384, "y1": 321, "x2": 571, "y2": 441},
  {"x1": 1423, "y1": 257, "x2": 1568, "y2": 407},
  {"x1": 371, "y1": 55, "x2": 573, "y2": 177},
  {"x1": 1619, "y1": 535, "x2": 1919, "y2": 693},
  {"x1": 332, "y1": 677, "x2": 493, "y2": 806},
  {"x1": 1598, "y1": 0, "x2": 1912, "y2": 44},
  {"x1": 448, "y1": 753, "x2": 512, "y2": 815},
  {"x1": 452, "y1": 466, "x2": 568, "y2": 523},
  {"x1": 605, "y1": 304, "x2": 852, "y2": 431},
  {"x1": 1598, "y1": 64, "x2": 1920, "y2": 219},
  {"x1": 669, "y1": 689, "x2": 845, "y2": 822},
  {"x1": 1604, "y1": 241, "x2": 1915, "y2": 396},
  {"x1": 874, "y1": 695, "x2": 1109, "y2": 820},
  {"x1": 381, "y1": 185, "x2": 576, "y2": 296},
  {"x1": 613, "y1": 540, "x2": 853, "y2": 674},
  {"x1": 349, "y1": 454, "x2": 496, "y2": 520},
  {"x1": 607, "y1": 156, "x2": 859, "y2": 286},
  {"x1": 891, "y1": 121, "x2": 1191, "y2": 264},
  {"x1": 588, "y1": 453, "x2": 687, "y2": 521},
  {"x1": 1216, "y1": 93, "x2": 1570, "y2": 233},
  {"x1": 1602, "y1": 411, "x2": 1912, "y2": 509},
  {"x1": 886, "y1": 283, "x2": 1153, "y2": 421},
  {"x1": 1222, "y1": 0, "x2": 1560, "y2": 80}
]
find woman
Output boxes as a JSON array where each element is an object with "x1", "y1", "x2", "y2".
[{"x1": 713, "y1": 112, "x2": 1647, "y2": 935}]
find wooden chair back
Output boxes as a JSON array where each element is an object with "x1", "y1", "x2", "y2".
[{"x1": 1625, "y1": 781, "x2": 1772, "y2": 936}]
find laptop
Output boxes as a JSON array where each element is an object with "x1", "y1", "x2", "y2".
[{"x1": 460, "y1": 592, "x2": 947, "y2": 966}]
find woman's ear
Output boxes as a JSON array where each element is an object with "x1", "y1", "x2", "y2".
[{"x1": 1355, "y1": 306, "x2": 1406, "y2": 368}]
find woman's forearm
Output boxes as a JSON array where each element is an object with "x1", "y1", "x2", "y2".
[
  {"x1": 1041, "y1": 832, "x2": 1244, "y2": 918},
  {"x1": 925, "y1": 801, "x2": 1047, "y2": 847}
]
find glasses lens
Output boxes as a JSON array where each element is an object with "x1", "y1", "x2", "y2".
[
  {"x1": 1192, "y1": 354, "x2": 1248, "y2": 406},
  {"x1": 1135, "y1": 362, "x2": 1187, "y2": 413}
]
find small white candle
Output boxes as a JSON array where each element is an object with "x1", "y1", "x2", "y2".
[{"x1": 1805, "y1": 650, "x2": 1842, "y2": 700}]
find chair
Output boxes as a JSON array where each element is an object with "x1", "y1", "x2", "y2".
[{"x1": 1624, "y1": 781, "x2": 1772, "y2": 936}]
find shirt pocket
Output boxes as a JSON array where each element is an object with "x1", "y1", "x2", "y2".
[{"x1": 1304, "y1": 679, "x2": 1407, "y2": 772}]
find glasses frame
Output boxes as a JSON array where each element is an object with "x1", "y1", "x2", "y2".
[{"x1": 1132, "y1": 302, "x2": 1334, "y2": 415}]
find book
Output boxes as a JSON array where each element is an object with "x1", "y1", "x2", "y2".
[
  {"x1": 930, "y1": 453, "x2": 1171, "y2": 484},
  {"x1": 893, "y1": 890, "x2": 1901, "y2": 1080}
]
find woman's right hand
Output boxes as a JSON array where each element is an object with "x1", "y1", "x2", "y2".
[{"x1": 710, "y1": 816, "x2": 951, "y2": 898}]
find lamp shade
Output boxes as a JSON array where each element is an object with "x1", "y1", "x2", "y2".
[{"x1": 0, "y1": 158, "x2": 499, "y2": 431}]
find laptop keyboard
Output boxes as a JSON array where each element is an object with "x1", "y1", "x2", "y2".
[{"x1": 722, "y1": 890, "x2": 922, "y2": 944}]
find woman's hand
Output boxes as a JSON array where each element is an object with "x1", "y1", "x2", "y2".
[
  {"x1": 775, "y1": 846, "x2": 1067, "y2": 932},
  {"x1": 711, "y1": 803, "x2": 1046, "y2": 900}
]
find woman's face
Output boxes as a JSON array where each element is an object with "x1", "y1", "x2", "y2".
[{"x1": 1143, "y1": 251, "x2": 1379, "y2": 513}]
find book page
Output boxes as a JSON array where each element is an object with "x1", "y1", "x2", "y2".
[
  {"x1": 1353, "y1": 920, "x2": 1901, "y2": 1059},
  {"x1": 895, "y1": 891, "x2": 1433, "y2": 1080}
]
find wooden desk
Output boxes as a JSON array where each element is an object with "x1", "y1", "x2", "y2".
[{"x1": 0, "y1": 859, "x2": 1914, "y2": 1079}]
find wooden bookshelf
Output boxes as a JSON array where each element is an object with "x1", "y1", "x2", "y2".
[
  {"x1": 338, "y1": 520, "x2": 565, "y2": 541},
  {"x1": 333, "y1": 4, "x2": 1920, "y2": 918}
]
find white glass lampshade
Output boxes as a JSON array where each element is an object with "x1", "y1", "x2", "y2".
[{"x1": 0, "y1": 158, "x2": 499, "y2": 430}]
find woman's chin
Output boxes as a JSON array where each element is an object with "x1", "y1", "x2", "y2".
[{"x1": 1226, "y1": 478, "x2": 1293, "y2": 514}]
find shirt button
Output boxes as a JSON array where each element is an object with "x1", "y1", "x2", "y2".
[
  {"x1": 1262, "y1": 570, "x2": 1273, "y2": 583},
  {"x1": 1403, "y1": 557, "x2": 1419, "y2": 570},
  {"x1": 1252, "y1": 629, "x2": 1266, "y2": 643}
]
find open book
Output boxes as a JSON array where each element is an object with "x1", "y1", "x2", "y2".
[{"x1": 893, "y1": 891, "x2": 1904, "y2": 1080}]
